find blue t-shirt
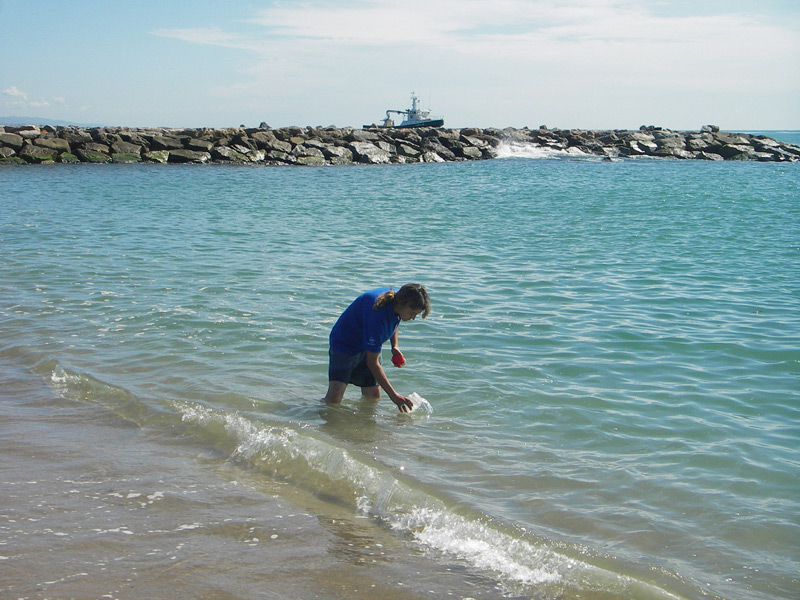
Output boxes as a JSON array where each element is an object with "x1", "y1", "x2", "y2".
[{"x1": 330, "y1": 287, "x2": 400, "y2": 354}]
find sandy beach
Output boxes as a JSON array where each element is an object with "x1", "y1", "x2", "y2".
[{"x1": 1, "y1": 359, "x2": 505, "y2": 600}]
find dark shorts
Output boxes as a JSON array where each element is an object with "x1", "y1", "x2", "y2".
[{"x1": 328, "y1": 349, "x2": 378, "y2": 388}]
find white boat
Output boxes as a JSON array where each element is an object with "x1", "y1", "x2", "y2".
[{"x1": 370, "y1": 92, "x2": 444, "y2": 129}]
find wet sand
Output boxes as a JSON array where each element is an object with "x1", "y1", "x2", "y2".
[{"x1": 0, "y1": 361, "x2": 505, "y2": 600}]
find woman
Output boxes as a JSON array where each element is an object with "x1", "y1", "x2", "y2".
[{"x1": 322, "y1": 284, "x2": 431, "y2": 413}]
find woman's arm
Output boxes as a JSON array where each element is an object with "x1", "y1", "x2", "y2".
[
  {"x1": 390, "y1": 329, "x2": 406, "y2": 367},
  {"x1": 365, "y1": 351, "x2": 413, "y2": 412}
]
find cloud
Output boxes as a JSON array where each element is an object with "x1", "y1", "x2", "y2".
[
  {"x1": 155, "y1": 0, "x2": 610, "y2": 49},
  {"x1": 151, "y1": 26, "x2": 254, "y2": 49},
  {"x1": 149, "y1": 0, "x2": 800, "y2": 127},
  {"x1": 153, "y1": 0, "x2": 799, "y2": 76},
  {"x1": 2, "y1": 86, "x2": 67, "y2": 112},
  {"x1": 3, "y1": 85, "x2": 28, "y2": 101}
]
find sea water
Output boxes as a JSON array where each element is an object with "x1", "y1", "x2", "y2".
[{"x1": 1, "y1": 139, "x2": 798, "y2": 600}]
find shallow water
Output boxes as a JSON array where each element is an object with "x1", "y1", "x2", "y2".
[{"x1": 1, "y1": 147, "x2": 799, "y2": 600}]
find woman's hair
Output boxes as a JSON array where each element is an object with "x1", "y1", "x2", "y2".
[{"x1": 373, "y1": 283, "x2": 431, "y2": 318}]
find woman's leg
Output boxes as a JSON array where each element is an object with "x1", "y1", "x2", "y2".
[
  {"x1": 322, "y1": 380, "x2": 348, "y2": 404},
  {"x1": 360, "y1": 385, "x2": 380, "y2": 401}
]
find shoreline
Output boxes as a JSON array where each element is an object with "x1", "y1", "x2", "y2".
[
  {"x1": 0, "y1": 361, "x2": 505, "y2": 600},
  {"x1": 2, "y1": 123, "x2": 799, "y2": 165}
]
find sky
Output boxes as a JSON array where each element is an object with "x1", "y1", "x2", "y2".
[{"x1": 1, "y1": 0, "x2": 799, "y2": 130}]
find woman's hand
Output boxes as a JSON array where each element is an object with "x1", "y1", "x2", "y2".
[
  {"x1": 391, "y1": 347, "x2": 406, "y2": 367},
  {"x1": 391, "y1": 393, "x2": 414, "y2": 413}
]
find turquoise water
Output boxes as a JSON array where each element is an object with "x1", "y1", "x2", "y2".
[{"x1": 1, "y1": 146, "x2": 799, "y2": 600}]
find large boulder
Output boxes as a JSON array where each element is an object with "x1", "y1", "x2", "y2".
[
  {"x1": 18, "y1": 144, "x2": 59, "y2": 163},
  {"x1": 308, "y1": 128, "x2": 344, "y2": 145},
  {"x1": 728, "y1": 149, "x2": 763, "y2": 161},
  {"x1": 0, "y1": 132, "x2": 24, "y2": 150},
  {"x1": 292, "y1": 144, "x2": 325, "y2": 158},
  {"x1": 81, "y1": 142, "x2": 111, "y2": 154},
  {"x1": 249, "y1": 130, "x2": 279, "y2": 148},
  {"x1": 228, "y1": 143, "x2": 252, "y2": 156},
  {"x1": 461, "y1": 134, "x2": 490, "y2": 148},
  {"x1": 394, "y1": 130, "x2": 423, "y2": 145},
  {"x1": 751, "y1": 152, "x2": 780, "y2": 162},
  {"x1": 396, "y1": 143, "x2": 421, "y2": 158},
  {"x1": 111, "y1": 153, "x2": 142, "y2": 163},
  {"x1": 752, "y1": 137, "x2": 781, "y2": 150},
  {"x1": 143, "y1": 150, "x2": 170, "y2": 163},
  {"x1": 349, "y1": 141, "x2": 391, "y2": 164},
  {"x1": 59, "y1": 153, "x2": 80, "y2": 164},
  {"x1": 565, "y1": 129, "x2": 593, "y2": 147},
  {"x1": 437, "y1": 137, "x2": 464, "y2": 154},
  {"x1": 708, "y1": 132, "x2": 751, "y2": 148},
  {"x1": 59, "y1": 128, "x2": 94, "y2": 146},
  {"x1": 34, "y1": 137, "x2": 71, "y2": 152},
  {"x1": 148, "y1": 135, "x2": 184, "y2": 151},
  {"x1": 783, "y1": 145, "x2": 800, "y2": 156},
  {"x1": 15, "y1": 125, "x2": 42, "y2": 140},
  {"x1": 653, "y1": 135, "x2": 690, "y2": 158},
  {"x1": 717, "y1": 144, "x2": 754, "y2": 159},
  {"x1": 0, "y1": 156, "x2": 27, "y2": 165},
  {"x1": 211, "y1": 146, "x2": 248, "y2": 162},
  {"x1": 375, "y1": 141, "x2": 396, "y2": 154},
  {"x1": 119, "y1": 130, "x2": 150, "y2": 147},
  {"x1": 597, "y1": 131, "x2": 622, "y2": 145},
  {"x1": 422, "y1": 151, "x2": 446, "y2": 163},
  {"x1": 296, "y1": 155, "x2": 327, "y2": 166},
  {"x1": 461, "y1": 146, "x2": 484, "y2": 159},
  {"x1": 268, "y1": 139, "x2": 292, "y2": 153},
  {"x1": 91, "y1": 129, "x2": 121, "y2": 146},
  {"x1": 245, "y1": 150, "x2": 267, "y2": 162},
  {"x1": 76, "y1": 148, "x2": 112, "y2": 163},
  {"x1": 627, "y1": 132, "x2": 658, "y2": 153},
  {"x1": 267, "y1": 150, "x2": 296, "y2": 164},
  {"x1": 284, "y1": 126, "x2": 304, "y2": 137},
  {"x1": 271, "y1": 126, "x2": 303, "y2": 142},
  {"x1": 322, "y1": 145, "x2": 353, "y2": 165},
  {"x1": 231, "y1": 134, "x2": 258, "y2": 152},
  {"x1": 184, "y1": 138, "x2": 213, "y2": 152},
  {"x1": 686, "y1": 136, "x2": 711, "y2": 152},
  {"x1": 764, "y1": 147, "x2": 800, "y2": 161},
  {"x1": 167, "y1": 149, "x2": 211, "y2": 163},
  {"x1": 111, "y1": 140, "x2": 142, "y2": 155},
  {"x1": 421, "y1": 139, "x2": 456, "y2": 161},
  {"x1": 347, "y1": 129, "x2": 380, "y2": 142},
  {"x1": 303, "y1": 138, "x2": 328, "y2": 150},
  {"x1": 460, "y1": 127, "x2": 483, "y2": 137}
]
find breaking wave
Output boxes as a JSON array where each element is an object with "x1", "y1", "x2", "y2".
[
  {"x1": 175, "y1": 399, "x2": 687, "y2": 599},
  {"x1": 494, "y1": 140, "x2": 593, "y2": 159},
  {"x1": 40, "y1": 360, "x2": 690, "y2": 599}
]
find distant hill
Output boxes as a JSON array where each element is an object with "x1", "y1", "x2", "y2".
[{"x1": 0, "y1": 116, "x2": 98, "y2": 127}]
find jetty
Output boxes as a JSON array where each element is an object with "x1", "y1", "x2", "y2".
[{"x1": 1, "y1": 123, "x2": 798, "y2": 165}]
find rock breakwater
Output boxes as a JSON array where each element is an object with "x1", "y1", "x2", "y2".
[{"x1": 1, "y1": 123, "x2": 798, "y2": 165}]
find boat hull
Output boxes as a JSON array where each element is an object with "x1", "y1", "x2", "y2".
[{"x1": 397, "y1": 118, "x2": 444, "y2": 129}]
